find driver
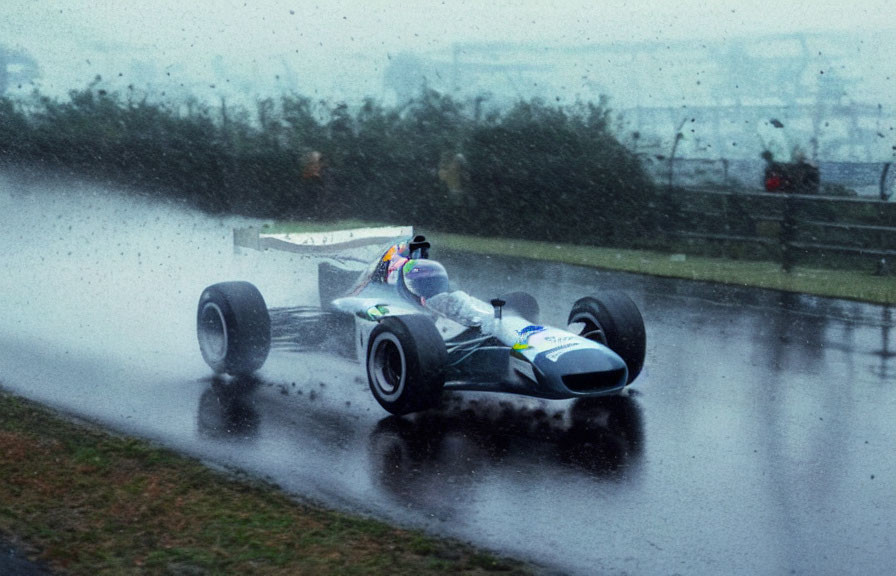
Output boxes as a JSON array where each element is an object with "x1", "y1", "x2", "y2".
[
  {"x1": 370, "y1": 235, "x2": 431, "y2": 285},
  {"x1": 352, "y1": 235, "x2": 446, "y2": 299}
]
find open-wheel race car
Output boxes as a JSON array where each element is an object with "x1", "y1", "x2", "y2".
[{"x1": 197, "y1": 230, "x2": 646, "y2": 415}]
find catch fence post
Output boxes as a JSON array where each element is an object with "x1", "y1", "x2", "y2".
[{"x1": 780, "y1": 194, "x2": 796, "y2": 272}]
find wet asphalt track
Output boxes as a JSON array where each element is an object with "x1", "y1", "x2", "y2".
[{"x1": 1, "y1": 169, "x2": 894, "y2": 575}]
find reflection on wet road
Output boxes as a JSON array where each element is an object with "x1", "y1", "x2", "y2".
[
  {"x1": 367, "y1": 394, "x2": 644, "y2": 518},
  {"x1": 1, "y1": 170, "x2": 894, "y2": 575}
]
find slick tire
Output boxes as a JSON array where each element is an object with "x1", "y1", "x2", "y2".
[
  {"x1": 197, "y1": 281, "x2": 271, "y2": 376},
  {"x1": 568, "y1": 291, "x2": 645, "y2": 384},
  {"x1": 366, "y1": 315, "x2": 447, "y2": 415}
]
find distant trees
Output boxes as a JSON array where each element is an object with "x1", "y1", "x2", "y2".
[
  {"x1": 0, "y1": 85, "x2": 658, "y2": 247},
  {"x1": 462, "y1": 99, "x2": 656, "y2": 244}
]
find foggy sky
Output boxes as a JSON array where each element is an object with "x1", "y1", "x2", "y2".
[{"x1": 3, "y1": 1, "x2": 894, "y2": 101}]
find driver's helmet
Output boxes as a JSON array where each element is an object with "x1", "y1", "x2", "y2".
[{"x1": 402, "y1": 259, "x2": 450, "y2": 301}]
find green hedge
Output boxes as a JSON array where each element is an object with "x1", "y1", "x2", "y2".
[{"x1": 0, "y1": 85, "x2": 658, "y2": 248}]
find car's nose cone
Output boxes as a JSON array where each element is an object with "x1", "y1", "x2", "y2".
[{"x1": 535, "y1": 345, "x2": 628, "y2": 395}]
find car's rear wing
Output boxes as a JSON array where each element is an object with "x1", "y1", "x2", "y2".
[{"x1": 233, "y1": 225, "x2": 413, "y2": 256}]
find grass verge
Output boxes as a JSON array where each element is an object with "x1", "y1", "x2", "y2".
[
  {"x1": 435, "y1": 233, "x2": 896, "y2": 305},
  {"x1": 0, "y1": 391, "x2": 529, "y2": 575}
]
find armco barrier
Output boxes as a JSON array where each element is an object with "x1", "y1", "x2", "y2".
[{"x1": 666, "y1": 188, "x2": 896, "y2": 271}]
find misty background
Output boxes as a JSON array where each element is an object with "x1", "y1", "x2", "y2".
[{"x1": 3, "y1": 1, "x2": 895, "y2": 170}]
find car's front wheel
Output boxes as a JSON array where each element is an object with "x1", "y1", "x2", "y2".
[
  {"x1": 366, "y1": 315, "x2": 447, "y2": 415},
  {"x1": 568, "y1": 292, "x2": 645, "y2": 384},
  {"x1": 197, "y1": 281, "x2": 271, "y2": 375}
]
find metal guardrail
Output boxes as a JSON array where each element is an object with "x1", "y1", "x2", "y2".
[{"x1": 666, "y1": 189, "x2": 896, "y2": 271}]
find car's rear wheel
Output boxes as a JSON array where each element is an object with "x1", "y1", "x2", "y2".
[
  {"x1": 197, "y1": 281, "x2": 271, "y2": 375},
  {"x1": 568, "y1": 292, "x2": 645, "y2": 384},
  {"x1": 366, "y1": 315, "x2": 446, "y2": 415}
]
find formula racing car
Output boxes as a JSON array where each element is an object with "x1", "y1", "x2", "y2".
[{"x1": 197, "y1": 232, "x2": 646, "y2": 415}]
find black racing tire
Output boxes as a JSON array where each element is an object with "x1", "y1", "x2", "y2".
[
  {"x1": 567, "y1": 292, "x2": 645, "y2": 384},
  {"x1": 500, "y1": 291, "x2": 540, "y2": 323},
  {"x1": 197, "y1": 281, "x2": 271, "y2": 376},
  {"x1": 366, "y1": 315, "x2": 447, "y2": 415}
]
